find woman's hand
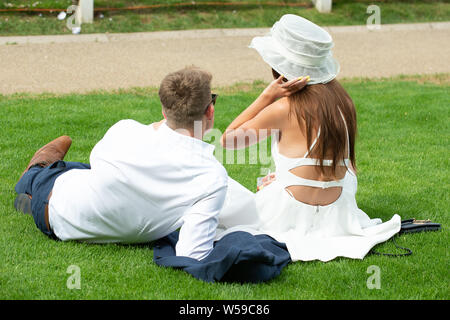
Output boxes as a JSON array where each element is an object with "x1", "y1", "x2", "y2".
[
  {"x1": 262, "y1": 75, "x2": 309, "y2": 102},
  {"x1": 257, "y1": 173, "x2": 276, "y2": 191}
]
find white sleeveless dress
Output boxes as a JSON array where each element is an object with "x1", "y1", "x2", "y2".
[{"x1": 217, "y1": 121, "x2": 401, "y2": 262}]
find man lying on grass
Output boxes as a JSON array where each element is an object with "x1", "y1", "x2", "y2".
[{"x1": 14, "y1": 67, "x2": 228, "y2": 260}]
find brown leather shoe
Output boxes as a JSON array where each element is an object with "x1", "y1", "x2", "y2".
[{"x1": 20, "y1": 136, "x2": 72, "y2": 179}]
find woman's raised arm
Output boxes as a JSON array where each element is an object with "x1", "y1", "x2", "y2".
[{"x1": 220, "y1": 75, "x2": 308, "y2": 149}]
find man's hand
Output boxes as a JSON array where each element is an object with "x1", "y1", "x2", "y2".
[{"x1": 262, "y1": 75, "x2": 309, "y2": 102}]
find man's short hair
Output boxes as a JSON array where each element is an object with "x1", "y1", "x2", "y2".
[{"x1": 159, "y1": 67, "x2": 212, "y2": 129}]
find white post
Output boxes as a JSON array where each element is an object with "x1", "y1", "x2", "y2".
[
  {"x1": 313, "y1": 0, "x2": 332, "y2": 13},
  {"x1": 77, "y1": 0, "x2": 94, "y2": 24}
]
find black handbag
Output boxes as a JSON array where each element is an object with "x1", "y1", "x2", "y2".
[
  {"x1": 399, "y1": 219, "x2": 442, "y2": 234},
  {"x1": 370, "y1": 219, "x2": 442, "y2": 257}
]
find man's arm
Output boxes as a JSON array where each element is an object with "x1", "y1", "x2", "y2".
[{"x1": 175, "y1": 184, "x2": 227, "y2": 261}]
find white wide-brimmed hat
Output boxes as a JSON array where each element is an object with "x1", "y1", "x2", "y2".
[{"x1": 250, "y1": 14, "x2": 340, "y2": 84}]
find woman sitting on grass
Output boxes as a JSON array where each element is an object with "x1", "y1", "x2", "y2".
[{"x1": 219, "y1": 14, "x2": 401, "y2": 262}]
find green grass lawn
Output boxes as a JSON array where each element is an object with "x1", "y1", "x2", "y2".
[
  {"x1": 0, "y1": 76, "x2": 449, "y2": 299},
  {"x1": 0, "y1": 0, "x2": 449, "y2": 36}
]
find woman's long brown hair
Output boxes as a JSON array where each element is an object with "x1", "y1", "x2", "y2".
[{"x1": 272, "y1": 69, "x2": 357, "y2": 176}]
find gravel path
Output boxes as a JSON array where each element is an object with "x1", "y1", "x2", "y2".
[{"x1": 0, "y1": 22, "x2": 449, "y2": 94}]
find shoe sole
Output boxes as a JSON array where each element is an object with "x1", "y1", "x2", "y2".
[{"x1": 14, "y1": 193, "x2": 32, "y2": 215}]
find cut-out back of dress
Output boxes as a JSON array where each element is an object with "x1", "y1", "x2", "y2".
[{"x1": 273, "y1": 109, "x2": 351, "y2": 206}]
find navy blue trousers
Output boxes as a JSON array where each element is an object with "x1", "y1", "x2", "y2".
[{"x1": 15, "y1": 160, "x2": 90, "y2": 238}]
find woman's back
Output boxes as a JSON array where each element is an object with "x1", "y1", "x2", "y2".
[{"x1": 274, "y1": 79, "x2": 356, "y2": 206}]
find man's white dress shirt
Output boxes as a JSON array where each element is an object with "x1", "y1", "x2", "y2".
[{"x1": 48, "y1": 120, "x2": 228, "y2": 260}]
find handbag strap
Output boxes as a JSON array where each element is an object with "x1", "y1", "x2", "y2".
[{"x1": 370, "y1": 234, "x2": 412, "y2": 257}]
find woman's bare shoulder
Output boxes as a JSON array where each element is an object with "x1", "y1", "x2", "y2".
[
  {"x1": 270, "y1": 97, "x2": 291, "y2": 113},
  {"x1": 261, "y1": 97, "x2": 291, "y2": 124}
]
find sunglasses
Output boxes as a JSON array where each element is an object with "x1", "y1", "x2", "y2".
[{"x1": 204, "y1": 93, "x2": 218, "y2": 111}]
